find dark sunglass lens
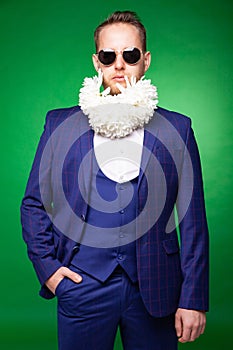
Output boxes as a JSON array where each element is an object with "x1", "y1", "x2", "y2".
[
  {"x1": 123, "y1": 48, "x2": 141, "y2": 64},
  {"x1": 98, "y1": 50, "x2": 116, "y2": 65}
]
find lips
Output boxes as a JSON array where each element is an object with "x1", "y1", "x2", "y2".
[{"x1": 112, "y1": 75, "x2": 125, "y2": 82}]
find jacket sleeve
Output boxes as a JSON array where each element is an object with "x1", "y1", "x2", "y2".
[
  {"x1": 20, "y1": 111, "x2": 63, "y2": 290},
  {"x1": 177, "y1": 119, "x2": 209, "y2": 311}
]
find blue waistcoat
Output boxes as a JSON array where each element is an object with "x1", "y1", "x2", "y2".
[{"x1": 71, "y1": 156, "x2": 138, "y2": 283}]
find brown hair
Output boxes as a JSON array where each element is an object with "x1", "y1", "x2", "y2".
[{"x1": 94, "y1": 11, "x2": 147, "y2": 52}]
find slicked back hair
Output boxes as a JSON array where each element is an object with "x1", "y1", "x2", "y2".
[{"x1": 94, "y1": 11, "x2": 147, "y2": 52}]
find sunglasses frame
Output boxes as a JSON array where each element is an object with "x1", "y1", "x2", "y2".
[{"x1": 95, "y1": 47, "x2": 144, "y2": 66}]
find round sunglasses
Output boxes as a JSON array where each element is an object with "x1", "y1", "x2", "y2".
[{"x1": 96, "y1": 47, "x2": 143, "y2": 66}]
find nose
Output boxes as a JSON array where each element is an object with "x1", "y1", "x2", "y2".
[{"x1": 114, "y1": 52, "x2": 125, "y2": 70}]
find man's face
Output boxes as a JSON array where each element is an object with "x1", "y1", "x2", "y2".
[{"x1": 92, "y1": 23, "x2": 151, "y2": 95}]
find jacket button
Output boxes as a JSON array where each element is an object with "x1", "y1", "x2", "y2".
[
  {"x1": 80, "y1": 214, "x2": 85, "y2": 221},
  {"x1": 117, "y1": 254, "x2": 123, "y2": 260},
  {"x1": 72, "y1": 245, "x2": 79, "y2": 253}
]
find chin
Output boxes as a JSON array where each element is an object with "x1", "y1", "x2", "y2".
[
  {"x1": 110, "y1": 83, "x2": 126, "y2": 96},
  {"x1": 110, "y1": 88, "x2": 121, "y2": 96}
]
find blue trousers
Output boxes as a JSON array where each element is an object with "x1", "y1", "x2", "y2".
[{"x1": 56, "y1": 265, "x2": 178, "y2": 350}]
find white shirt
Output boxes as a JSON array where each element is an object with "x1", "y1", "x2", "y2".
[{"x1": 94, "y1": 129, "x2": 144, "y2": 183}]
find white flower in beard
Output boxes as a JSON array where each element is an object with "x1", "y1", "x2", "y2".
[{"x1": 79, "y1": 69, "x2": 159, "y2": 139}]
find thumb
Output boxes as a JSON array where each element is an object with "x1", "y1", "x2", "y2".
[{"x1": 63, "y1": 267, "x2": 82, "y2": 283}]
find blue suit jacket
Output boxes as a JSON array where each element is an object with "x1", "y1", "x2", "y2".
[{"x1": 21, "y1": 106, "x2": 209, "y2": 317}]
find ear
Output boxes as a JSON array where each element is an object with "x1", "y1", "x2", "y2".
[
  {"x1": 92, "y1": 54, "x2": 100, "y2": 72},
  {"x1": 143, "y1": 51, "x2": 151, "y2": 73}
]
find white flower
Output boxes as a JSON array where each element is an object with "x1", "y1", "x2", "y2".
[{"x1": 79, "y1": 70, "x2": 159, "y2": 138}]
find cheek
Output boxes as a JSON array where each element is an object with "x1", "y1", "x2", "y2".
[
  {"x1": 101, "y1": 67, "x2": 112, "y2": 81},
  {"x1": 102, "y1": 73, "x2": 110, "y2": 85},
  {"x1": 102, "y1": 71, "x2": 114, "y2": 90},
  {"x1": 137, "y1": 64, "x2": 146, "y2": 77},
  {"x1": 128, "y1": 64, "x2": 145, "y2": 80}
]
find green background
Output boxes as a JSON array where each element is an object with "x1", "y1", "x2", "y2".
[{"x1": 1, "y1": 0, "x2": 232, "y2": 349}]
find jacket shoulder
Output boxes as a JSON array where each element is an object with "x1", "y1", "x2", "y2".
[
  {"x1": 156, "y1": 106, "x2": 191, "y2": 130},
  {"x1": 45, "y1": 105, "x2": 81, "y2": 127}
]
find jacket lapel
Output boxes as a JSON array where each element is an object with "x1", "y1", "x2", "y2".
[
  {"x1": 78, "y1": 111, "x2": 94, "y2": 197},
  {"x1": 138, "y1": 111, "x2": 160, "y2": 187}
]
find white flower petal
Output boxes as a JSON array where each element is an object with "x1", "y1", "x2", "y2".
[{"x1": 78, "y1": 72, "x2": 159, "y2": 138}]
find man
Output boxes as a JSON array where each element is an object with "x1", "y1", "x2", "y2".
[{"x1": 21, "y1": 11, "x2": 209, "y2": 350}]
